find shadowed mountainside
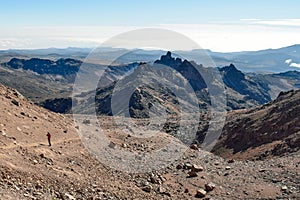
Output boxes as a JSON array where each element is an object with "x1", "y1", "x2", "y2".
[
  {"x1": 213, "y1": 89, "x2": 300, "y2": 160},
  {"x1": 0, "y1": 52, "x2": 299, "y2": 116},
  {"x1": 74, "y1": 52, "x2": 298, "y2": 117}
]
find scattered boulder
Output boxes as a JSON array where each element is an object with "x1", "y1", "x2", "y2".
[
  {"x1": 184, "y1": 163, "x2": 193, "y2": 170},
  {"x1": 281, "y1": 185, "x2": 288, "y2": 191},
  {"x1": 150, "y1": 175, "x2": 161, "y2": 184},
  {"x1": 11, "y1": 99, "x2": 20, "y2": 106},
  {"x1": 158, "y1": 186, "x2": 166, "y2": 193},
  {"x1": 142, "y1": 185, "x2": 152, "y2": 193},
  {"x1": 83, "y1": 119, "x2": 91, "y2": 124},
  {"x1": 188, "y1": 170, "x2": 198, "y2": 178},
  {"x1": 0, "y1": 130, "x2": 6, "y2": 136},
  {"x1": 158, "y1": 186, "x2": 171, "y2": 196},
  {"x1": 176, "y1": 164, "x2": 183, "y2": 169},
  {"x1": 195, "y1": 188, "x2": 207, "y2": 198},
  {"x1": 224, "y1": 172, "x2": 230, "y2": 176},
  {"x1": 108, "y1": 142, "x2": 116, "y2": 149},
  {"x1": 65, "y1": 193, "x2": 76, "y2": 200},
  {"x1": 192, "y1": 164, "x2": 204, "y2": 172},
  {"x1": 190, "y1": 144, "x2": 199, "y2": 150},
  {"x1": 259, "y1": 169, "x2": 267, "y2": 172},
  {"x1": 205, "y1": 182, "x2": 216, "y2": 192}
]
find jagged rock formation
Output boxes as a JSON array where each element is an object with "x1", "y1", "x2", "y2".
[
  {"x1": 1, "y1": 52, "x2": 300, "y2": 115},
  {"x1": 84, "y1": 52, "x2": 292, "y2": 118}
]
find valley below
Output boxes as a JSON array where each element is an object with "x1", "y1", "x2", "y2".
[{"x1": 0, "y1": 47, "x2": 299, "y2": 199}]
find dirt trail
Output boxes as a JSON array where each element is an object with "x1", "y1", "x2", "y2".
[{"x1": 0, "y1": 137, "x2": 80, "y2": 150}]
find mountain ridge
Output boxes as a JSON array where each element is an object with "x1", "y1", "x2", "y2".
[{"x1": 1, "y1": 44, "x2": 300, "y2": 72}]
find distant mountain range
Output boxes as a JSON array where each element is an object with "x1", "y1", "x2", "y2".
[
  {"x1": 1, "y1": 44, "x2": 300, "y2": 73},
  {"x1": 0, "y1": 49, "x2": 299, "y2": 115},
  {"x1": 70, "y1": 52, "x2": 300, "y2": 117}
]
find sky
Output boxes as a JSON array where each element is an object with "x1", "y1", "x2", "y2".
[{"x1": 1, "y1": 0, "x2": 300, "y2": 52}]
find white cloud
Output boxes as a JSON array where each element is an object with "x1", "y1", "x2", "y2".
[
  {"x1": 1, "y1": 20, "x2": 300, "y2": 52},
  {"x1": 0, "y1": 39, "x2": 32, "y2": 49},
  {"x1": 290, "y1": 62, "x2": 300, "y2": 68},
  {"x1": 243, "y1": 19, "x2": 300, "y2": 27},
  {"x1": 285, "y1": 59, "x2": 292, "y2": 64},
  {"x1": 258, "y1": 19, "x2": 300, "y2": 27},
  {"x1": 159, "y1": 23, "x2": 300, "y2": 52},
  {"x1": 284, "y1": 59, "x2": 300, "y2": 68}
]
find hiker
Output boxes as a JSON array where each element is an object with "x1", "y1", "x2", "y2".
[{"x1": 46, "y1": 132, "x2": 51, "y2": 146}]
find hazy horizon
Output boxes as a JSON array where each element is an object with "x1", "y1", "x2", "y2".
[
  {"x1": 1, "y1": 1, "x2": 300, "y2": 52},
  {"x1": 1, "y1": 43, "x2": 300, "y2": 54}
]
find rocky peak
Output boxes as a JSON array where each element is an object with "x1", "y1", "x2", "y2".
[
  {"x1": 219, "y1": 64, "x2": 245, "y2": 80},
  {"x1": 154, "y1": 51, "x2": 182, "y2": 68}
]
